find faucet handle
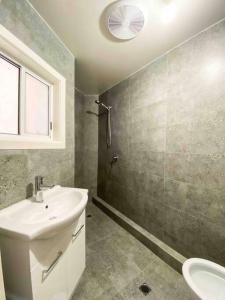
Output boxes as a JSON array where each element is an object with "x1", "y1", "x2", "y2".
[
  {"x1": 111, "y1": 154, "x2": 119, "y2": 165},
  {"x1": 35, "y1": 175, "x2": 43, "y2": 182}
]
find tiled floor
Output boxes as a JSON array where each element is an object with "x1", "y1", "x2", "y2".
[{"x1": 72, "y1": 202, "x2": 198, "y2": 300}]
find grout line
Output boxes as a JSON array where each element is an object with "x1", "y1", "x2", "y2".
[
  {"x1": 164, "y1": 57, "x2": 169, "y2": 193},
  {"x1": 99, "y1": 17, "x2": 225, "y2": 96},
  {"x1": 165, "y1": 151, "x2": 225, "y2": 157}
]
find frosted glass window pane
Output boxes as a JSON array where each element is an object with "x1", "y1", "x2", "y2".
[
  {"x1": 0, "y1": 56, "x2": 19, "y2": 134},
  {"x1": 25, "y1": 73, "x2": 49, "y2": 136}
]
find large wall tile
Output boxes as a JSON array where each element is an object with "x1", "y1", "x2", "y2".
[
  {"x1": 164, "y1": 179, "x2": 225, "y2": 226},
  {"x1": 129, "y1": 57, "x2": 168, "y2": 110},
  {"x1": 0, "y1": 155, "x2": 28, "y2": 208},
  {"x1": 166, "y1": 123, "x2": 192, "y2": 153},
  {"x1": 130, "y1": 150, "x2": 164, "y2": 177},
  {"x1": 132, "y1": 101, "x2": 167, "y2": 128},
  {"x1": 166, "y1": 153, "x2": 225, "y2": 189},
  {"x1": 98, "y1": 19, "x2": 225, "y2": 265}
]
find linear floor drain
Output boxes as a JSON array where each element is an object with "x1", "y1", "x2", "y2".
[{"x1": 139, "y1": 283, "x2": 151, "y2": 296}]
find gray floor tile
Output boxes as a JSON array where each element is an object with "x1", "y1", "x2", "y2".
[
  {"x1": 93, "y1": 287, "x2": 124, "y2": 300},
  {"x1": 171, "y1": 278, "x2": 199, "y2": 300},
  {"x1": 86, "y1": 202, "x2": 125, "y2": 246},
  {"x1": 73, "y1": 203, "x2": 195, "y2": 300},
  {"x1": 89, "y1": 238, "x2": 142, "y2": 291}
]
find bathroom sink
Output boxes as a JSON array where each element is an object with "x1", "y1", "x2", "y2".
[
  {"x1": 0, "y1": 186, "x2": 88, "y2": 240},
  {"x1": 183, "y1": 258, "x2": 225, "y2": 300}
]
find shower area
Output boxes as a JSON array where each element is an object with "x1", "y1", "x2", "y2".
[{"x1": 76, "y1": 18, "x2": 225, "y2": 268}]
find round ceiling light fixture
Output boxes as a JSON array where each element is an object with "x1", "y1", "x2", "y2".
[{"x1": 107, "y1": 0, "x2": 146, "y2": 40}]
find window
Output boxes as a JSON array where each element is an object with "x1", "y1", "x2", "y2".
[
  {"x1": 0, "y1": 54, "x2": 52, "y2": 140},
  {"x1": 0, "y1": 55, "x2": 19, "y2": 135},
  {"x1": 24, "y1": 72, "x2": 50, "y2": 136},
  {"x1": 0, "y1": 24, "x2": 66, "y2": 149}
]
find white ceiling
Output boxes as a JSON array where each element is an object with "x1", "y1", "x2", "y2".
[{"x1": 28, "y1": 0, "x2": 225, "y2": 95}]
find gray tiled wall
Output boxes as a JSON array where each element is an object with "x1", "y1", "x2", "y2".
[
  {"x1": 98, "y1": 19, "x2": 225, "y2": 265},
  {"x1": 0, "y1": 0, "x2": 75, "y2": 208},
  {"x1": 75, "y1": 89, "x2": 98, "y2": 196}
]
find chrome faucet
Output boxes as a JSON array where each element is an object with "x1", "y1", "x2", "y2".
[
  {"x1": 34, "y1": 176, "x2": 54, "y2": 202},
  {"x1": 35, "y1": 176, "x2": 43, "y2": 195}
]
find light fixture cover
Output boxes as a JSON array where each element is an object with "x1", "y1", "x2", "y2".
[{"x1": 107, "y1": 1, "x2": 145, "y2": 40}]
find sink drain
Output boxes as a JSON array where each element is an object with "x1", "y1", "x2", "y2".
[
  {"x1": 87, "y1": 214, "x2": 92, "y2": 218},
  {"x1": 139, "y1": 283, "x2": 151, "y2": 296}
]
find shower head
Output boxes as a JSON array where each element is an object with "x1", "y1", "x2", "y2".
[{"x1": 95, "y1": 100, "x2": 111, "y2": 111}]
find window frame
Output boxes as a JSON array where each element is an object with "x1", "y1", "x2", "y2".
[
  {"x1": 0, "y1": 52, "x2": 54, "y2": 141},
  {"x1": 0, "y1": 24, "x2": 66, "y2": 149}
]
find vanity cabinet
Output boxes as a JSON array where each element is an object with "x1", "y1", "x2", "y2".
[{"x1": 0, "y1": 211, "x2": 86, "y2": 300}]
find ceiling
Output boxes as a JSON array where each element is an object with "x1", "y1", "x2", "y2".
[{"x1": 28, "y1": 0, "x2": 225, "y2": 95}]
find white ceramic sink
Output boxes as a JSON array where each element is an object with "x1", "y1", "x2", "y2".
[
  {"x1": 0, "y1": 186, "x2": 88, "y2": 240},
  {"x1": 183, "y1": 258, "x2": 225, "y2": 300}
]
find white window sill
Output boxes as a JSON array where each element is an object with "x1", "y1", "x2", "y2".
[{"x1": 0, "y1": 135, "x2": 65, "y2": 149}]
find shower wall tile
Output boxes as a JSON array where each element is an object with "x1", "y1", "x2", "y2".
[
  {"x1": 0, "y1": 0, "x2": 75, "y2": 208},
  {"x1": 130, "y1": 150, "x2": 165, "y2": 178},
  {"x1": 143, "y1": 198, "x2": 169, "y2": 241},
  {"x1": 129, "y1": 57, "x2": 168, "y2": 110},
  {"x1": 165, "y1": 153, "x2": 225, "y2": 189},
  {"x1": 126, "y1": 188, "x2": 149, "y2": 226},
  {"x1": 108, "y1": 80, "x2": 130, "y2": 112},
  {"x1": 163, "y1": 208, "x2": 202, "y2": 258},
  {"x1": 191, "y1": 122, "x2": 225, "y2": 155},
  {"x1": 132, "y1": 101, "x2": 167, "y2": 129},
  {"x1": 130, "y1": 123, "x2": 166, "y2": 152},
  {"x1": 98, "y1": 19, "x2": 225, "y2": 265},
  {"x1": 166, "y1": 123, "x2": 192, "y2": 153},
  {"x1": 166, "y1": 92, "x2": 195, "y2": 126},
  {"x1": 198, "y1": 218, "x2": 225, "y2": 264},
  {"x1": 164, "y1": 179, "x2": 225, "y2": 226}
]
